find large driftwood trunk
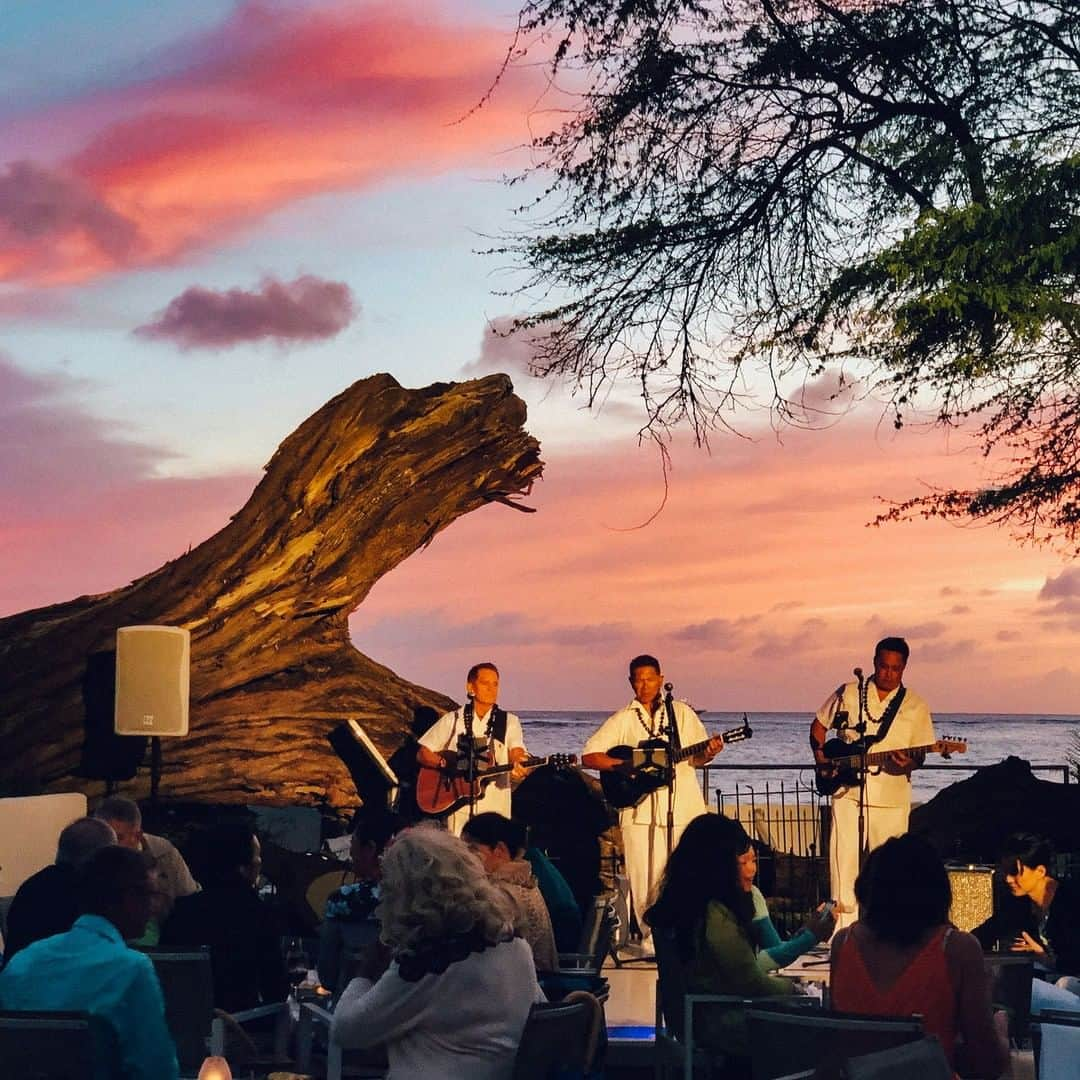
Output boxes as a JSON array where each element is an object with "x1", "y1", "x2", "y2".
[{"x1": 0, "y1": 374, "x2": 542, "y2": 808}]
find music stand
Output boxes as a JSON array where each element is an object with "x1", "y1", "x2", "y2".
[{"x1": 328, "y1": 720, "x2": 400, "y2": 810}]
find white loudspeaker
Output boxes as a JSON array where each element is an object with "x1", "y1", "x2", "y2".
[{"x1": 114, "y1": 625, "x2": 190, "y2": 737}]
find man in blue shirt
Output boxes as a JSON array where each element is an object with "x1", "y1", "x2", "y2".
[{"x1": 0, "y1": 845, "x2": 179, "y2": 1080}]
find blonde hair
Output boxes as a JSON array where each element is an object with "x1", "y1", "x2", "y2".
[{"x1": 377, "y1": 823, "x2": 514, "y2": 954}]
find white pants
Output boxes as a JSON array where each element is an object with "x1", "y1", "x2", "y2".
[
  {"x1": 623, "y1": 819, "x2": 689, "y2": 941},
  {"x1": 829, "y1": 796, "x2": 909, "y2": 929}
]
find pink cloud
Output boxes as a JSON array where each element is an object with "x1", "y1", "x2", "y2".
[
  {"x1": 350, "y1": 421, "x2": 1074, "y2": 712},
  {"x1": 0, "y1": 353, "x2": 255, "y2": 613},
  {"x1": 463, "y1": 315, "x2": 563, "y2": 378},
  {"x1": 0, "y1": 3, "x2": 541, "y2": 285},
  {"x1": 0, "y1": 354, "x2": 164, "y2": 516},
  {"x1": 135, "y1": 274, "x2": 356, "y2": 349}
]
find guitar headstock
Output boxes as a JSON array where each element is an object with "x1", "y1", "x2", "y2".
[
  {"x1": 936, "y1": 737, "x2": 966, "y2": 757},
  {"x1": 721, "y1": 715, "x2": 753, "y2": 744}
]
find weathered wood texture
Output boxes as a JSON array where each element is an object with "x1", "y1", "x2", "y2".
[{"x1": 0, "y1": 374, "x2": 542, "y2": 808}]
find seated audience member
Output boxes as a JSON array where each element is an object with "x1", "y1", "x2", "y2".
[
  {"x1": 94, "y1": 797, "x2": 198, "y2": 921},
  {"x1": 523, "y1": 845, "x2": 583, "y2": 954},
  {"x1": 331, "y1": 823, "x2": 545, "y2": 1078},
  {"x1": 739, "y1": 842, "x2": 834, "y2": 972},
  {"x1": 462, "y1": 812, "x2": 559, "y2": 971},
  {"x1": 645, "y1": 814, "x2": 796, "y2": 1065},
  {"x1": 318, "y1": 809, "x2": 402, "y2": 997},
  {"x1": 973, "y1": 832, "x2": 1080, "y2": 1014},
  {"x1": 0, "y1": 845, "x2": 180, "y2": 1080},
  {"x1": 161, "y1": 823, "x2": 288, "y2": 1012},
  {"x1": 3, "y1": 815, "x2": 116, "y2": 963},
  {"x1": 93, "y1": 799, "x2": 181, "y2": 948},
  {"x1": 831, "y1": 834, "x2": 1008, "y2": 1078}
]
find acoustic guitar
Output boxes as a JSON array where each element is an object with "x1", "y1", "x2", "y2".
[
  {"x1": 813, "y1": 736, "x2": 967, "y2": 796},
  {"x1": 416, "y1": 751, "x2": 577, "y2": 816},
  {"x1": 600, "y1": 715, "x2": 753, "y2": 810}
]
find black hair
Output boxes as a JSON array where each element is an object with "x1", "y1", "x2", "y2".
[
  {"x1": 628, "y1": 654, "x2": 661, "y2": 679},
  {"x1": 202, "y1": 823, "x2": 259, "y2": 885},
  {"x1": 874, "y1": 637, "x2": 910, "y2": 663},
  {"x1": 76, "y1": 845, "x2": 148, "y2": 916},
  {"x1": 467, "y1": 662, "x2": 499, "y2": 683},
  {"x1": 855, "y1": 834, "x2": 950, "y2": 946},
  {"x1": 645, "y1": 814, "x2": 754, "y2": 959},
  {"x1": 460, "y1": 812, "x2": 528, "y2": 857},
  {"x1": 998, "y1": 832, "x2": 1055, "y2": 878},
  {"x1": 350, "y1": 808, "x2": 403, "y2": 854}
]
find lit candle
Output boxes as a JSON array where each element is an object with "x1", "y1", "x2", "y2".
[{"x1": 197, "y1": 1057, "x2": 232, "y2": 1080}]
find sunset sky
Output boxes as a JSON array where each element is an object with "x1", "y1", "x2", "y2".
[{"x1": 4, "y1": 0, "x2": 1079, "y2": 715}]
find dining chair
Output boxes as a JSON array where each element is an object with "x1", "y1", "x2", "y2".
[
  {"x1": 744, "y1": 1007, "x2": 924, "y2": 1080},
  {"x1": 513, "y1": 990, "x2": 604, "y2": 1079},
  {"x1": 0, "y1": 1009, "x2": 98, "y2": 1079}
]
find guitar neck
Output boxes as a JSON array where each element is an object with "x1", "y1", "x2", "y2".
[
  {"x1": 834, "y1": 741, "x2": 941, "y2": 768},
  {"x1": 671, "y1": 739, "x2": 713, "y2": 764},
  {"x1": 671, "y1": 725, "x2": 750, "y2": 764}
]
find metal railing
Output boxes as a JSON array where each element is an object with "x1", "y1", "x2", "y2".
[{"x1": 699, "y1": 760, "x2": 1071, "y2": 936}]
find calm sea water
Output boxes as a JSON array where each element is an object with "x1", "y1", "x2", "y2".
[{"x1": 517, "y1": 710, "x2": 1079, "y2": 800}]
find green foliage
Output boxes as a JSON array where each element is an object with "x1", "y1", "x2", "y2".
[{"x1": 500, "y1": 0, "x2": 1080, "y2": 546}]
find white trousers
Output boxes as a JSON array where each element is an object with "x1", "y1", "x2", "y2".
[
  {"x1": 623, "y1": 819, "x2": 690, "y2": 941},
  {"x1": 829, "y1": 796, "x2": 909, "y2": 929}
]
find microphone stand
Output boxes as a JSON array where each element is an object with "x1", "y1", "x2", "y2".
[
  {"x1": 661, "y1": 684, "x2": 680, "y2": 865},
  {"x1": 461, "y1": 697, "x2": 479, "y2": 824},
  {"x1": 853, "y1": 668, "x2": 870, "y2": 876}
]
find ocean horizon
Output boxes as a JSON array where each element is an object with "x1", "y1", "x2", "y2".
[{"x1": 516, "y1": 710, "x2": 1079, "y2": 799}]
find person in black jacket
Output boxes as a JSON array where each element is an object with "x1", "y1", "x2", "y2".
[
  {"x1": 161, "y1": 823, "x2": 288, "y2": 1012},
  {"x1": 3, "y1": 816, "x2": 116, "y2": 963},
  {"x1": 973, "y1": 832, "x2": 1080, "y2": 1014}
]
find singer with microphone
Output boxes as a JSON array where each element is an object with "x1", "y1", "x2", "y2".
[
  {"x1": 582, "y1": 654, "x2": 724, "y2": 950},
  {"x1": 809, "y1": 637, "x2": 936, "y2": 930},
  {"x1": 416, "y1": 662, "x2": 529, "y2": 836}
]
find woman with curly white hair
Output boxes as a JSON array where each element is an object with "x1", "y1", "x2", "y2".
[{"x1": 330, "y1": 822, "x2": 545, "y2": 1079}]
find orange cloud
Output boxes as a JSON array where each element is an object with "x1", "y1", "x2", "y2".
[
  {"x1": 350, "y1": 421, "x2": 1076, "y2": 712},
  {"x1": 0, "y1": 2, "x2": 538, "y2": 284}
]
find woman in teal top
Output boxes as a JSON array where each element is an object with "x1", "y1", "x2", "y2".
[
  {"x1": 740, "y1": 843, "x2": 834, "y2": 972},
  {"x1": 646, "y1": 815, "x2": 823, "y2": 1065}
]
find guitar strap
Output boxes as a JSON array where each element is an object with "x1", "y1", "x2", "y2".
[
  {"x1": 664, "y1": 695, "x2": 682, "y2": 754},
  {"x1": 487, "y1": 707, "x2": 508, "y2": 745},
  {"x1": 865, "y1": 685, "x2": 907, "y2": 746}
]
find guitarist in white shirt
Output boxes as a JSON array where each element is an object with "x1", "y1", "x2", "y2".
[
  {"x1": 416, "y1": 663, "x2": 529, "y2": 836},
  {"x1": 583, "y1": 654, "x2": 724, "y2": 949},
  {"x1": 810, "y1": 637, "x2": 936, "y2": 930}
]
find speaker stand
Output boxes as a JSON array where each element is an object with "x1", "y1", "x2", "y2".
[{"x1": 150, "y1": 736, "x2": 162, "y2": 803}]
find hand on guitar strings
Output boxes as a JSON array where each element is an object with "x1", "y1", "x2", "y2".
[
  {"x1": 508, "y1": 745, "x2": 530, "y2": 782},
  {"x1": 690, "y1": 733, "x2": 725, "y2": 766}
]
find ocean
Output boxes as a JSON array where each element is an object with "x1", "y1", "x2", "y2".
[{"x1": 517, "y1": 710, "x2": 1079, "y2": 800}]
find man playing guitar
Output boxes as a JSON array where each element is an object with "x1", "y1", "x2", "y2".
[
  {"x1": 582, "y1": 654, "x2": 724, "y2": 949},
  {"x1": 810, "y1": 637, "x2": 935, "y2": 930},
  {"x1": 416, "y1": 662, "x2": 528, "y2": 836}
]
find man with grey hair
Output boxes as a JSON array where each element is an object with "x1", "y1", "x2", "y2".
[
  {"x1": 93, "y1": 796, "x2": 198, "y2": 916},
  {"x1": 3, "y1": 815, "x2": 116, "y2": 962}
]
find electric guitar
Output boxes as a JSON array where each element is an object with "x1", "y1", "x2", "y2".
[
  {"x1": 600, "y1": 715, "x2": 753, "y2": 810},
  {"x1": 813, "y1": 737, "x2": 967, "y2": 796},
  {"x1": 416, "y1": 751, "x2": 577, "y2": 816}
]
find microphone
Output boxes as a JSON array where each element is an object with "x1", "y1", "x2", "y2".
[
  {"x1": 663, "y1": 682, "x2": 673, "y2": 693},
  {"x1": 853, "y1": 667, "x2": 863, "y2": 680}
]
